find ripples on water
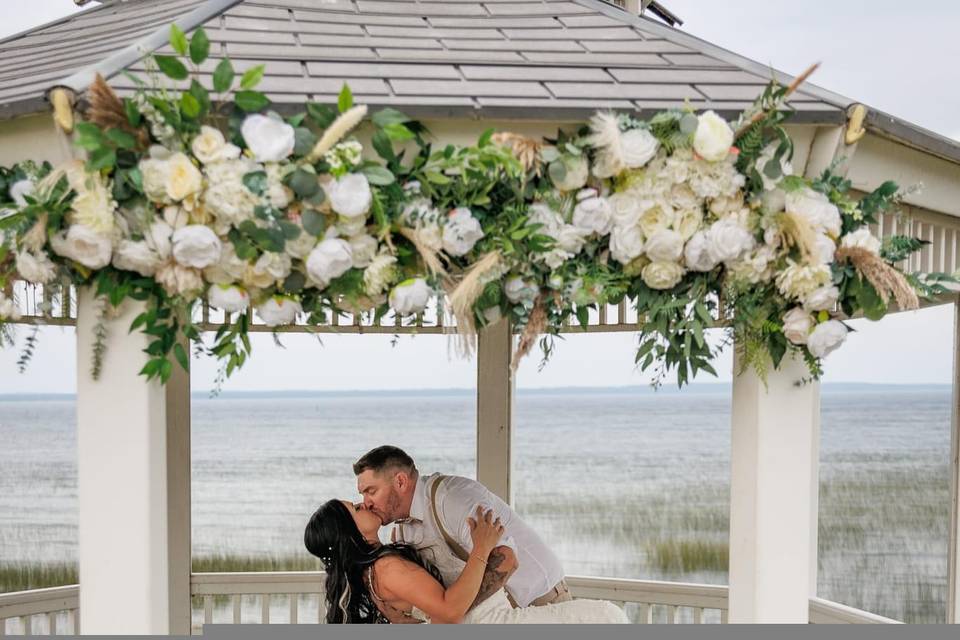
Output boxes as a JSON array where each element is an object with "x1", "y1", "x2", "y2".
[{"x1": 0, "y1": 388, "x2": 951, "y2": 622}]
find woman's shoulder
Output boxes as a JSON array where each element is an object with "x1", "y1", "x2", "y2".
[{"x1": 372, "y1": 552, "x2": 421, "y2": 577}]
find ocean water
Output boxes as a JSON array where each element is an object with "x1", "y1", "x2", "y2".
[{"x1": 0, "y1": 387, "x2": 952, "y2": 622}]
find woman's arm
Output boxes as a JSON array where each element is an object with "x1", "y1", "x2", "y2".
[{"x1": 377, "y1": 507, "x2": 504, "y2": 624}]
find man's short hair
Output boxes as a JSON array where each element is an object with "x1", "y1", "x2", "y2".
[{"x1": 353, "y1": 445, "x2": 417, "y2": 477}]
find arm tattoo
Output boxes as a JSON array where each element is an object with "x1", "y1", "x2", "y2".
[{"x1": 469, "y1": 549, "x2": 509, "y2": 609}]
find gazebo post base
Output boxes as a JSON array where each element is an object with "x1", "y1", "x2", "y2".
[{"x1": 728, "y1": 350, "x2": 820, "y2": 623}]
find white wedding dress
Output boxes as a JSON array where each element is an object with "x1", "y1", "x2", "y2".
[{"x1": 411, "y1": 589, "x2": 630, "y2": 624}]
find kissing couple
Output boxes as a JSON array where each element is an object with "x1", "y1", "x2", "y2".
[{"x1": 304, "y1": 445, "x2": 629, "y2": 624}]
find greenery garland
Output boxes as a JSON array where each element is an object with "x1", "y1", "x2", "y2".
[{"x1": 0, "y1": 25, "x2": 952, "y2": 388}]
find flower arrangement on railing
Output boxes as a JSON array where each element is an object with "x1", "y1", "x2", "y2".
[{"x1": 0, "y1": 26, "x2": 951, "y2": 388}]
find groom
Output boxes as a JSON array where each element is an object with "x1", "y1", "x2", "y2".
[{"x1": 354, "y1": 445, "x2": 571, "y2": 609}]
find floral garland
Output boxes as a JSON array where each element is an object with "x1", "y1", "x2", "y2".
[{"x1": 0, "y1": 26, "x2": 951, "y2": 388}]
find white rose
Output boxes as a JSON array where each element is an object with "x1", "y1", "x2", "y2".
[
  {"x1": 349, "y1": 234, "x2": 379, "y2": 268},
  {"x1": 610, "y1": 224, "x2": 645, "y2": 264},
  {"x1": 306, "y1": 238, "x2": 353, "y2": 287},
  {"x1": 285, "y1": 227, "x2": 318, "y2": 259},
  {"x1": 683, "y1": 231, "x2": 718, "y2": 272},
  {"x1": 336, "y1": 214, "x2": 367, "y2": 238},
  {"x1": 389, "y1": 278, "x2": 432, "y2": 315},
  {"x1": 644, "y1": 229, "x2": 684, "y2": 263},
  {"x1": 807, "y1": 319, "x2": 848, "y2": 359},
  {"x1": 191, "y1": 126, "x2": 240, "y2": 164},
  {"x1": 706, "y1": 217, "x2": 755, "y2": 264},
  {"x1": 146, "y1": 220, "x2": 174, "y2": 259},
  {"x1": 572, "y1": 191, "x2": 614, "y2": 236},
  {"x1": 165, "y1": 153, "x2": 203, "y2": 202},
  {"x1": 172, "y1": 225, "x2": 222, "y2": 269},
  {"x1": 641, "y1": 261, "x2": 685, "y2": 290},
  {"x1": 803, "y1": 285, "x2": 840, "y2": 312},
  {"x1": 10, "y1": 179, "x2": 35, "y2": 207},
  {"x1": 673, "y1": 207, "x2": 703, "y2": 240},
  {"x1": 776, "y1": 262, "x2": 832, "y2": 301},
  {"x1": 621, "y1": 128, "x2": 660, "y2": 168},
  {"x1": 542, "y1": 248, "x2": 572, "y2": 269},
  {"x1": 203, "y1": 241, "x2": 248, "y2": 284},
  {"x1": 727, "y1": 245, "x2": 776, "y2": 285},
  {"x1": 15, "y1": 251, "x2": 56, "y2": 283},
  {"x1": 112, "y1": 240, "x2": 163, "y2": 277},
  {"x1": 813, "y1": 233, "x2": 837, "y2": 265},
  {"x1": 638, "y1": 200, "x2": 675, "y2": 237},
  {"x1": 241, "y1": 114, "x2": 295, "y2": 163},
  {"x1": 693, "y1": 111, "x2": 734, "y2": 162},
  {"x1": 551, "y1": 155, "x2": 589, "y2": 191},
  {"x1": 710, "y1": 193, "x2": 745, "y2": 217},
  {"x1": 256, "y1": 296, "x2": 301, "y2": 327},
  {"x1": 503, "y1": 276, "x2": 538, "y2": 304},
  {"x1": 608, "y1": 191, "x2": 642, "y2": 228},
  {"x1": 207, "y1": 284, "x2": 250, "y2": 313},
  {"x1": 761, "y1": 188, "x2": 787, "y2": 214},
  {"x1": 755, "y1": 142, "x2": 793, "y2": 191},
  {"x1": 442, "y1": 207, "x2": 485, "y2": 256},
  {"x1": 786, "y1": 188, "x2": 842, "y2": 237},
  {"x1": 363, "y1": 253, "x2": 398, "y2": 296},
  {"x1": 163, "y1": 205, "x2": 190, "y2": 230},
  {"x1": 669, "y1": 184, "x2": 699, "y2": 212},
  {"x1": 840, "y1": 227, "x2": 882, "y2": 255},
  {"x1": 155, "y1": 263, "x2": 204, "y2": 298},
  {"x1": 253, "y1": 251, "x2": 292, "y2": 281},
  {"x1": 328, "y1": 173, "x2": 372, "y2": 219},
  {"x1": 49, "y1": 224, "x2": 112, "y2": 269},
  {"x1": 555, "y1": 225, "x2": 588, "y2": 254},
  {"x1": 139, "y1": 157, "x2": 171, "y2": 203},
  {"x1": 782, "y1": 307, "x2": 814, "y2": 345}
]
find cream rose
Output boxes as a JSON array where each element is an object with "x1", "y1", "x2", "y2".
[
  {"x1": 621, "y1": 128, "x2": 660, "y2": 168},
  {"x1": 641, "y1": 261, "x2": 685, "y2": 290},
  {"x1": 191, "y1": 126, "x2": 241, "y2": 164},
  {"x1": 389, "y1": 278, "x2": 432, "y2": 315},
  {"x1": 253, "y1": 251, "x2": 292, "y2": 282},
  {"x1": 172, "y1": 225, "x2": 222, "y2": 269},
  {"x1": 782, "y1": 307, "x2": 814, "y2": 345},
  {"x1": 673, "y1": 207, "x2": 703, "y2": 240},
  {"x1": 50, "y1": 224, "x2": 112, "y2": 269},
  {"x1": 165, "y1": 153, "x2": 203, "y2": 202},
  {"x1": 608, "y1": 192, "x2": 642, "y2": 228},
  {"x1": 442, "y1": 207, "x2": 485, "y2": 256},
  {"x1": 306, "y1": 238, "x2": 353, "y2": 287},
  {"x1": 328, "y1": 173, "x2": 372, "y2": 219},
  {"x1": 706, "y1": 217, "x2": 755, "y2": 264},
  {"x1": 803, "y1": 285, "x2": 840, "y2": 312},
  {"x1": 156, "y1": 263, "x2": 204, "y2": 298},
  {"x1": 207, "y1": 284, "x2": 250, "y2": 313},
  {"x1": 609, "y1": 224, "x2": 645, "y2": 265},
  {"x1": 807, "y1": 320, "x2": 848, "y2": 359},
  {"x1": 638, "y1": 200, "x2": 675, "y2": 237},
  {"x1": 786, "y1": 188, "x2": 842, "y2": 237},
  {"x1": 241, "y1": 114, "x2": 295, "y2": 163},
  {"x1": 840, "y1": 228, "x2": 882, "y2": 255},
  {"x1": 693, "y1": 111, "x2": 734, "y2": 162},
  {"x1": 776, "y1": 262, "x2": 832, "y2": 301},
  {"x1": 140, "y1": 157, "x2": 171, "y2": 203},
  {"x1": 256, "y1": 296, "x2": 301, "y2": 327},
  {"x1": 683, "y1": 231, "x2": 718, "y2": 272},
  {"x1": 112, "y1": 240, "x2": 164, "y2": 277},
  {"x1": 812, "y1": 233, "x2": 837, "y2": 265},
  {"x1": 572, "y1": 190, "x2": 614, "y2": 236},
  {"x1": 644, "y1": 229, "x2": 684, "y2": 263}
]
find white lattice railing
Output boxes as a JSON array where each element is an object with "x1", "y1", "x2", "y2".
[{"x1": 0, "y1": 573, "x2": 902, "y2": 634}]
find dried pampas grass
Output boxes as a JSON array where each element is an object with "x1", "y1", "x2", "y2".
[
  {"x1": 512, "y1": 295, "x2": 547, "y2": 371},
  {"x1": 307, "y1": 105, "x2": 368, "y2": 162},
  {"x1": 84, "y1": 74, "x2": 149, "y2": 150},
  {"x1": 447, "y1": 251, "x2": 502, "y2": 357},
  {"x1": 492, "y1": 132, "x2": 543, "y2": 174},
  {"x1": 835, "y1": 246, "x2": 919, "y2": 311},
  {"x1": 397, "y1": 227, "x2": 447, "y2": 277}
]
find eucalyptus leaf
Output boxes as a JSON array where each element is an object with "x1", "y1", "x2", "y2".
[
  {"x1": 361, "y1": 165, "x2": 395, "y2": 186},
  {"x1": 301, "y1": 209, "x2": 326, "y2": 236}
]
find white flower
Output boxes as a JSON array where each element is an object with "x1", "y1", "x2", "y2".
[
  {"x1": 555, "y1": 225, "x2": 588, "y2": 254},
  {"x1": 542, "y1": 248, "x2": 572, "y2": 269},
  {"x1": 683, "y1": 231, "x2": 718, "y2": 272},
  {"x1": 65, "y1": 162, "x2": 116, "y2": 234},
  {"x1": 706, "y1": 217, "x2": 755, "y2": 264},
  {"x1": 146, "y1": 220, "x2": 174, "y2": 258},
  {"x1": 191, "y1": 126, "x2": 240, "y2": 164},
  {"x1": 755, "y1": 142, "x2": 793, "y2": 191},
  {"x1": 503, "y1": 276, "x2": 538, "y2": 304},
  {"x1": 389, "y1": 278, "x2": 432, "y2": 315},
  {"x1": 693, "y1": 111, "x2": 734, "y2": 162},
  {"x1": 203, "y1": 241, "x2": 247, "y2": 284},
  {"x1": 807, "y1": 320, "x2": 848, "y2": 358},
  {"x1": 155, "y1": 263, "x2": 204, "y2": 298},
  {"x1": 256, "y1": 296, "x2": 301, "y2": 327},
  {"x1": 782, "y1": 307, "x2": 814, "y2": 345},
  {"x1": 349, "y1": 234, "x2": 379, "y2": 268},
  {"x1": 140, "y1": 157, "x2": 171, "y2": 203},
  {"x1": 165, "y1": 153, "x2": 203, "y2": 202},
  {"x1": 710, "y1": 193, "x2": 745, "y2": 217},
  {"x1": 253, "y1": 251, "x2": 292, "y2": 282},
  {"x1": 776, "y1": 262, "x2": 832, "y2": 301},
  {"x1": 172, "y1": 225, "x2": 222, "y2": 269},
  {"x1": 364, "y1": 253, "x2": 398, "y2": 296},
  {"x1": 641, "y1": 261, "x2": 685, "y2": 290},
  {"x1": 572, "y1": 190, "x2": 614, "y2": 236},
  {"x1": 812, "y1": 233, "x2": 837, "y2": 265},
  {"x1": 609, "y1": 224, "x2": 645, "y2": 265},
  {"x1": 803, "y1": 285, "x2": 840, "y2": 312},
  {"x1": 50, "y1": 224, "x2": 112, "y2": 269},
  {"x1": 727, "y1": 245, "x2": 776, "y2": 285},
  {"x1": 10, "y1": 179, "x2": 35, "y2": 207},
  {"x1": 761, "y1": 188, "x2": 787, "y2": 214},
  {"x1": 620, "y1": 128, "x2": 660, "y2": 168},
  {"x1": 306, "y1": 238, "x2": 353, "y2": 287},
  {"x1": 328, "y1": 173, "x2": 372, "y2": 219},
  {"x1": 638, "y1": 200, "x2": 675, "y2": 237},
  {"x1": 416, "y1": 224, "x2": 444, "y2": 253},
  {"x1": 15, "y1": 251, "x2": 56, "y2": 283},
  {"x1": 840, "y1": 227, "x2": 882, "y2": 255},
  {"x1": 551, "y1": 155, "x2": 589, "y2": 191},
  {"x1": 442, "y1": 207, "x2": 485, "y2": 256},
  {"x1": 608, "y1": 191, "x2": 642, "y2": 228},
  {"x1": 0, "y1": 292, "x2": 20, "y2": 321},
  {"x1": 644, "y1": 229, "x2": 684, "y2": 263},
  {"x1": 673, "y1": 207, "x2": 704, "y2": 240},
  {"x1": 400, "y1": 197, "x2": 441, "y2": 227},
  {"x1": 336, "y1": 214, "x2": 368, "y2": 238},
  {"x1": 203, "y1": 158, "x2": 262, "y2": 230},
  {"x1": 207, "y1": 284, "x2": 250, "y2": 313},
  {"x1": 112, "y1": 240, "x2": 164, "y2": 277},
  {"x1": 265, "y1": 163, "x2": 294, "y2": 209},
  {"x1": 241, "y1": 114, "x2": 295, "y2": 163},
  {"x1": 285, "y1": 228, "x2": 318, "y2": 259},
  {"x1": 786, "y1": 188, "x2": 842, "y2": 237}
]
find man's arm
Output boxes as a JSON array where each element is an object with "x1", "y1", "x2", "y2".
[{"x1": 470, "y1": 545, "x2": 517, "y2": 609}]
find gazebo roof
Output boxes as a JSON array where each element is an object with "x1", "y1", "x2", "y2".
[{"x1": 1, "y1": 0, "x2": 958, "y2": 163}]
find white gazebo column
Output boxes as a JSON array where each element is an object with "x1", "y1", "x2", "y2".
[
  {"x1": 949, "y1": 298, "x2": 960, "y2": 624},
  {"x1": 76, "y1": 288, "x2": 170, "y2": 634},
  {"x1": 476, "y1": 318, "x2": 514, "y2": 503},
  {"x1": 728, "y1": 350, "x2": 820, "y2": 623},
  {"x1": 165, "y1": 337, "x2": 192, "y2": 634}
]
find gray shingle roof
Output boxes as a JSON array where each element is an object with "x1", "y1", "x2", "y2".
[{"x1": 0, "y1": 0, "x2": 956, "y2": 164}]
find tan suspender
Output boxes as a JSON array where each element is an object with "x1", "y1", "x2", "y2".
[{"x1": 429, "y1": 474, "x2": 470, "y2": 562}]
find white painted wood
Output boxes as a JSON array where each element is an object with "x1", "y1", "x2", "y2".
[
  {"x1": 232, "y1": 596, "x2": 242, "y2": 624},
  {"x1": 47, "y1": 611, "x2": 56, "y2": 635},
  {"x1": 693, "y1": 607, "x2": 703, "y2": 624},
  {"x1": 949, "y1": 299, "x2": 960, "y2": 624},
  {"x1": 809, "y1": 597, "x2": 903, "y2": 624},
  {"x1": 261, "y1": 595, "x2": 270, "y2": 624},
  {"x1": 203, "y1": 597, "x2": 213, "y2": 625},
  {"x1": 21, "y1": 616, "x2": 30, "y2": 636},
  {"x1": 76, "y1": 288, "x2": 170, "y2": 634},
  {"x1": 476, "y1": 318, "x2": 514, "y2": 502},
  {"x1": 728, "y1": 350, "x2": 819, "y2": 623},
  {"x1": 166, "y1": 338, "x2": 192, "y2": 635},
  {"x1": 289, "y1": 595, "x2": 298, "y2": 624}
]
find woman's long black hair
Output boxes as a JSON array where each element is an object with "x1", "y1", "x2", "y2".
[{"x1": 304, "y1": 499, "x2": 444, "y2": 623}]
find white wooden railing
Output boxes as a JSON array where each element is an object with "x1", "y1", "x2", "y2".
[{"x1": 0, "y1": 573, "x2": 901, "y2": 634}]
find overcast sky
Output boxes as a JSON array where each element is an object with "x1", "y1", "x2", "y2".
[{"x1": 1, "y1": 1, "x2": 957, "y2": 393}]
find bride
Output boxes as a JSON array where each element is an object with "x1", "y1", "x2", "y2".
[{"x1": 304, "y1": 499, "x2": 629, "y2": 624}]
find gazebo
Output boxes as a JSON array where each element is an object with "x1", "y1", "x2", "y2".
[{"x1": 1, "y1": 0, "x2": 959, "y2": 633}]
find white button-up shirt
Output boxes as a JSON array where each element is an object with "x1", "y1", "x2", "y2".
[{"x1": 392, "y1": 472, "x2": 565, "y2": 608}]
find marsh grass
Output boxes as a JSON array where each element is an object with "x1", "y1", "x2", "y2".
[{"x1": 647, "y1": 540, "x2": 729, "y2": 573}]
